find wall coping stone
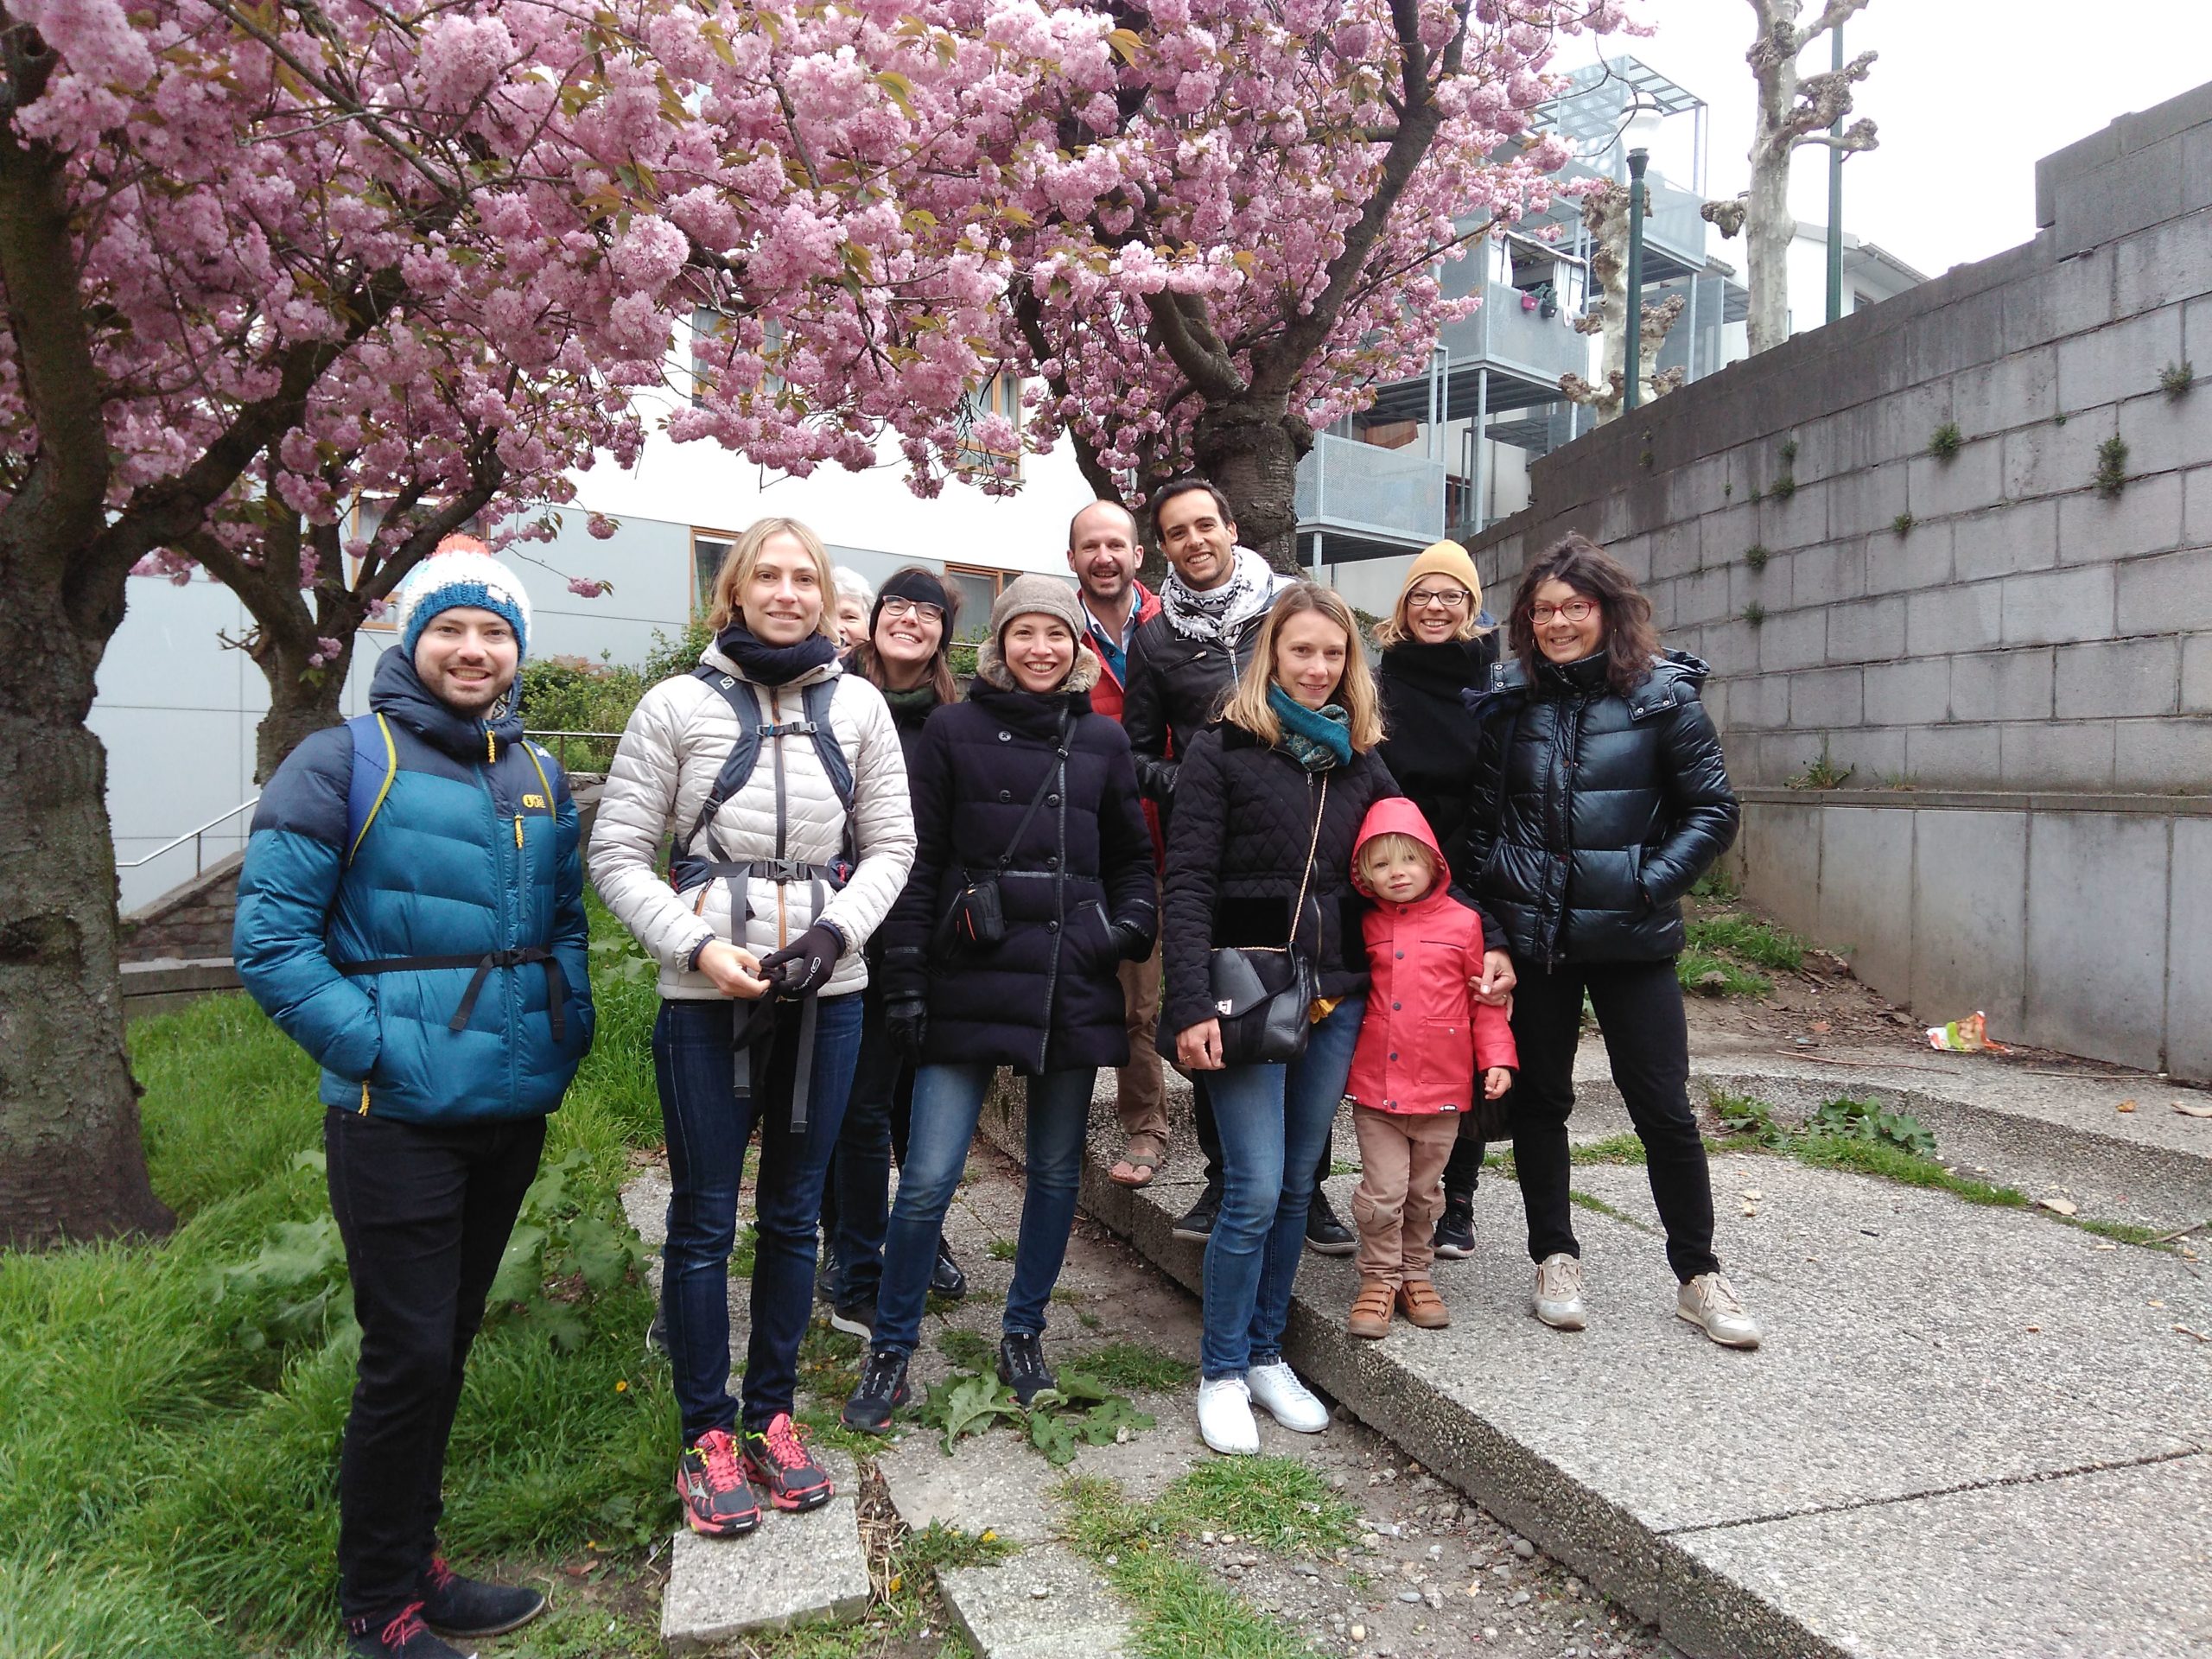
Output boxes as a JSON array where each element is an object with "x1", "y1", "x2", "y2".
[{"x1": 1740, "y1": 785, "x2": 2212, "y2": 817}]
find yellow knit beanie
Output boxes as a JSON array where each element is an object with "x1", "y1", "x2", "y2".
[{"x1": 1395, "y1": 540, "x2": 1484, "y2": 617}]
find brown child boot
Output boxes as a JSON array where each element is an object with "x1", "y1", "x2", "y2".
[
  {"x1": 1348, "y1": 1279, "x2": 1395, "y2": 1339},
  {"x1": 1396, "y1": 1279, "x2": 1451, "y2": 1330}
]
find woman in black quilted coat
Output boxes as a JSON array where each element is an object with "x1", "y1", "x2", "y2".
[
  {"x1": 842, "y1": 575, "x2": 1156, "y2": 1433},
  {"x1": 1162, "y1": 583, "x2": 1398, "y2": 1456},
  {"x1": 1455, "y1": 532, "x2": 1762, "y2": 1351}
]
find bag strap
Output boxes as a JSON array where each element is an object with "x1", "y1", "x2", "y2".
[
  {"x1": 1285, "y1": 770, "x2": 1327, "y2": 952},
  {"x1": 344, "y1": 712, "x2": 398, "y2": 867},
  {"x1": 990, "y1": 709, "x2": 1073, "y2": 873}
]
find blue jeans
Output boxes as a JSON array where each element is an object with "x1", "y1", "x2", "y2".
[
  {"x1": 653, "y1": 993, "x2": 862, "y2": 1442},
  {"x1": 1200, "y1": 998, "x2": 1364, "y2": 1379},
  {"x1": 871, "y1": 1064, "x2": 1095, "y2": 1358},
  {"x1": 823, "y1": 980, "x2": 912, "y2": 1307}
]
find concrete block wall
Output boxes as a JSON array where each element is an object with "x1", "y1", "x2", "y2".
[{"x1": 1462, "y1": 82, "x2": 2212, "y2": 1076}]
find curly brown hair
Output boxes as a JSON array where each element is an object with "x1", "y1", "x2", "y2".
[{"x1": 1506, "y1": 532, "x2": 1662, "y2": 696}]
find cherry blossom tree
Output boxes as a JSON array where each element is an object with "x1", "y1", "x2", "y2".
[
  {"x1": 1700, "y1": 0, "x2": 1878, "y2": 353},
  {"x1": 0, "y1": 0, "x2": 1087, "y2": 1246},
  {"x1": 963, "y1": 0, "x2": 1636, "y2": 567}
]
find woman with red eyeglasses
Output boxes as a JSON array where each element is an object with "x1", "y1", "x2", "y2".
[{"x1": 1453, "y1": 532, "x2": 1761, "y2": 1351}]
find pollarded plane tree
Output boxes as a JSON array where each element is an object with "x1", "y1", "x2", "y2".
[
  {"x1": 1700, "y1": 0, "x2": 1878, "y2": 354},
  {"x1": 0, "y1": 0, "x2": 1092, "y2": 1247},
  {"x1": 981, "y1": 0, "x2": 1637, "y2": 569}
]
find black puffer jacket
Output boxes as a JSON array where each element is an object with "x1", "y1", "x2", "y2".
[
  {"x1": 1121, "y1": 610, "x2": 1267, "y2": 807},
  {"x1": 1453, "y1": 651, "x2": 1738, "y2": 967},
  {"x1": 881, "y1": 681, "x2": 1156, "y2": 1073},
  {"x1": 1160, "y1": 722, "x2": 1398, "y2": 1038},
  {"x1": 1376, "y1": 633, "x2": 1499, "y2": 852}
]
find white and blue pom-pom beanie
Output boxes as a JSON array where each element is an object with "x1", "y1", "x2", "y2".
[{"x1": 393, "y1": 549, "x2": 532, "y2": 662}]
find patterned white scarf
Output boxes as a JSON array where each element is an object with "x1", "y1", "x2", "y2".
[{"x1": 1160, "y1": 544, "x2": 1287, "y2": 643}]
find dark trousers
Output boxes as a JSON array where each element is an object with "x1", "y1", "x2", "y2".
[
  {"x1": 821, "y1": 979, "x2": 914, "y2": 1308},
  {"x1": 1507, "y1": 957, "x2": 1719, "y2": 1283},
  {"x1": 1194, "y1": 1074, "x2": 1335, "y2": 1210},
  {"x1": 1441, "y1": 1122, "x2": 1488, "y2": 1205},
  {"x1": 653, "y1": 994, "x2": 863, "y2": 1443},
  {"x1": 325, "y1": 1107, "x2": 546, "y2": 1623}
]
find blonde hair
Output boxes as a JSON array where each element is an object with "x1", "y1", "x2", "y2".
[
  {"x1": 706, "y1": 517, "x2": 838, "y2": 639},
  {"x1": 1218, "y1": 583, "x2": 1386, "y2": 753},
  {"x1": 1357, "y1": 831, "x2": 1436, "y2": 881}
]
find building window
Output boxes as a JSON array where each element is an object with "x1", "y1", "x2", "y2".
[
  {"x1": 690, "y1": 309, "x2": 782, "y2": 407},
  {"x1": 692, "y1": 527, "x2": 737, "y2": 619},
  {"x1": 956, "y1": 369, "x2": 1023, "y2": 477},
  {"x1": 942, "y1": 563, "x2": 1004, "y2": 641}
]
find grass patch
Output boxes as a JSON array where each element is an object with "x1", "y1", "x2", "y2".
[
  {"x1": 1569, "y1": 1134, "x2": 1648, "y2": 1166},
  {"x1": 1073, "y1": 1340, "x2": 1198, "y2": 1392},
  {"x1": 0, "y1": 906, "x2": 680, "y2": 1655},
  {"x1": 1568, "y1": 1191, "x2": 1634, "y2": 1224},
  {"x1": 987, "y1": 1237, "x2": 1018, "y2": 1262},
  {"x1": 1790, "y1": 1133, "x2": 2026, "y2": 1207},
  {"x1": 1677, "y1": 949, "x2": 1772, "y2": 999},
  {"x1": 1685, "y1": 913, "x2": 1806, "y2": 972},
  {"x1": 938, "y1": 1327, "x2": 995, "y2": 1370},
  {"x1": 1058, "y1": 1470, "x2": 1345, "y2": 1658}
]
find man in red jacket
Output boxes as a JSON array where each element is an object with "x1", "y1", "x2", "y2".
[{"x1": 1067, "y1": 499, "x2": 1169, "y2": 1187}]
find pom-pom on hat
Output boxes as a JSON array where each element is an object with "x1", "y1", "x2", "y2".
[{"x1": 393, "y1": 540, "x2": 532, "y2": 662}]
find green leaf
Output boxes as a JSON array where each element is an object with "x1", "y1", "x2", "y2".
[
  {"x1": 489, "y1": 1223, "x2": 549, "y2": 1306},
  {"x1": 1030, "y1": 1411, "x2": 1080, "y2": 1466}
]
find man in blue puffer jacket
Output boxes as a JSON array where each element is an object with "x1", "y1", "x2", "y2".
[{"x1": 235, "y1": 540, "x2": 594, "y2": 1659}]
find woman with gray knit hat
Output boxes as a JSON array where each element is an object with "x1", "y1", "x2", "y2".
[{"x1": 842, "y1": 575, "x2": 1158, "y2": 1431}]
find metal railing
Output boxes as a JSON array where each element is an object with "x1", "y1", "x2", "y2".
[
  {"x1": 118, "y1": 797, "x2": 260, "y2": 875},
  {"x1": 527, "y1": 729, "x2": 625, "y2": 772}
]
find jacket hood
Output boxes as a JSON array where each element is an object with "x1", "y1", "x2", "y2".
[
  {"x1": 369, "y1": 644, "x2": 524, "y2": 760},
  {"x1": 1351, "y1": 795, "x2": 1452, "y2": 898}
]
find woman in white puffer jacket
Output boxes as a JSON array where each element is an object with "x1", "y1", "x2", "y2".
[{"x1": 591, "y1": 515, "x2": 913, "y2": 1535}]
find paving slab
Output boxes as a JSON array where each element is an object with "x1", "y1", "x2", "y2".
[
  {"x1": 658, "y1": 1450, "x2": 871, "y2": 1654},
  {"x1": 980, "y1": 1076, "x2": 2212, "y2": 1658},
  {"x1": 938, "y1": 1542, "x2": 1135, "y2": 1659}
]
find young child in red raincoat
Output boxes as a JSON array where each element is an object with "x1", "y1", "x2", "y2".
[{"x1": 1343, "y1": 798, "x2": 1516, "y2": 1338}]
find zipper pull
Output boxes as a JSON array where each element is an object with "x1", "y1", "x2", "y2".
[
  {"x1": 359, "y1": 1080, "x2": 370, "y2": 1115},
  {"x1": 514, "y1": 814, "x2": 524, "y2": 849},
  {"x1": 486, "y1": 728, "x2": 496, "y2": 762}
]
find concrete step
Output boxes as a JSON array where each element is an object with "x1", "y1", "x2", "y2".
[
  {"x1": 658, "y1": 1448, "x2": 872, "y2": 1655},
  {"x1": 120, "y1": 957, "x2": 241, "y2": 1021},
  {"x1": 978, "y1": 1080, "x2": 2212, "y2": 1658},
  {"x1": 939, "y1": 1543, "x2": 1135, "y2": 1659}
]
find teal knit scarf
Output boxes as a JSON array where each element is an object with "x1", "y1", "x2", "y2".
[{"x1": 1267, "y1": 683, "x2": 1353, "y2": 772}]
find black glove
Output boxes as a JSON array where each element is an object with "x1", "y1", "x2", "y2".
[
  {"x1": 886, "y1": 996, "x2": 929, "y2": 1059},
  {"x1": 759, "y1": 921, "x2": 842, "y2": 997},
  {"x1": 1109, "y1": 918, "x2": 1154, "y2": 963}
]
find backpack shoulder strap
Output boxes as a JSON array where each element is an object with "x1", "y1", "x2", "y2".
[
  {"x1": 687, "y1": 664, "x2": 764, "y2": 852},
  {"x1": 344, "y1": 712, "x2": 397, "y2": 866},
  {"x1": 802, "y1": 677, "x2": 855, "y2": 817}
]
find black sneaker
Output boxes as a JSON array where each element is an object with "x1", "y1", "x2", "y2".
[
  {"x1": 931, "y1": 1238, "x2": 968, "y2": 1300},
  {"x1": 675, "y1": 1427, "x2": 763, "y2": 1537},
  {"x1": 1305, "y1": 1189, "x2": 1356, "y2": 1255},
  {"x1": 842, "y1": 1350, "x2": 912, "y2": 1433},
  {"x1": 997, "y1": 1331, "x2": 1056, "y2": 1407},
  {"x1": 645, "y1": 1303, "x2": 667, "y2": 1358},
  {"x1": 828, "y1": 1297, "x2": 875, "y2": 1340},
  {"x1": 815, "y1": 1244, "x2": 839, "y2": 1306},
  {"x1": 1432, "y1": 1200, "x2": 1476, "y2": 1260},
  {"x1": 1172, "y1": 1181, "x2": 1222, "y2": 1242},
  {"x1": 346, "y1": 1604, "x2": 467, "y2": 1659},
  {"x1": 420, "y1": 1554, "x2": 546, "y2": 1639},
  {"x1": 741, "y1": 1413, "x2": 835, "y2": 1511}
]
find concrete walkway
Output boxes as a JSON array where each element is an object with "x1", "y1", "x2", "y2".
[{"x1": 976, "y1": 1068, "x2": 2212, "y2": 1659}]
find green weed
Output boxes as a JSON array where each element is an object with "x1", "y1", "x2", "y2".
[
  {"x1": 1928, "y1": 421, "x2": 1962, "y2": 459},
  {"x1": 2160, "y1": 359, "x2": 2194, "y2": 396},
  {"x1": 1787, "y1": 742, "x2": 1856, "y2": 791},
  {"x1": 1686, "y1": 913, "x2": 1807, "y2": 972},
  {"x1": 1677, "y1": 950, "x2": 1772, "y2": 999},
  {"x1": 937, "y1": 1327, "x2": 995, "y2": 1371},
  {"x1": 2094, "y1": 435, "x2": 2130, "y2": 498},
  {"x1": 1892, "y1": 511, "x2": 1916, "y2": 535},
  {"x1": 1569, "y1": 1135, "x2": 1649, "y2": 1166},
  {"x1": 988, "y1": 1237, "x2": 1019, "y2": 1262},
  {"x1": 1710, "y1": 1092, "x2": 1785, "y2": 1147},
  {"x1": 1808, "y1": 1096, "x2": 1937, "y2": 1156},
  {"x1": 1073, "y1": 1340, "x2": 1198, "y2": 1392}
]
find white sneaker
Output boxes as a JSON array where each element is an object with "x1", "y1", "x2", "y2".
[
  {"x1": 1677, "y1": 1273, "x2": 1762, "y2": 1349},
  {"x1": 1197, "y1": 1376, "x2": 1260, "y2": 1455},
  {"x1": 1247, "y1": 1361, "x2": 1329, "y2": 1433},
  {"x1": 1533, "y1": 1252, "x2": 1587, "y2": 1331}
]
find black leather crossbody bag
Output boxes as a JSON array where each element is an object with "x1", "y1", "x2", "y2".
[
  {"x1": 935, "y1": 711, "x2": 1071, "y2": 956},
  {"x1": 1208, "y1": 772, "x2": 1327, "y2": 1065}
]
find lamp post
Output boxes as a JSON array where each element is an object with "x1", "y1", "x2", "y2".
[
  {"x1": 1624, "y1": 147, "x2": 1649, "y2": 410},
  {"x1": 1826, "y1": 23, "x2": 1845, "y2": 325}
]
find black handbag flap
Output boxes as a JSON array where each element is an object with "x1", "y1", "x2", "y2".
[{"x1": 1208, "y1": 947, "x2": 1298, "y2": 1019}]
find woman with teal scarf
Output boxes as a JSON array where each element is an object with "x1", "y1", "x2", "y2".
[{"x1": 1160, "y1": 583, "x2": 1401, "y2": 1455}]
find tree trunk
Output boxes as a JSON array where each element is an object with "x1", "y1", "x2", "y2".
[
  {"x1": 1193, "y1": 399, "x2": 1310, "y2": 575},
  {"x1": 0, "y1": 582, "x2": 174, "y2": 1248},
  {"x1": 1744, "y1": 124, "x2": 1795, "y2": 354},
  {"x1": 254, "y1": 633, "x2": 354, "y2": 783}
]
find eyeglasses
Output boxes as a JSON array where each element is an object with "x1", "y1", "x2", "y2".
[
  {"x1": 879, "y1": 596, "x2": 944, "y2": 625},
  {"x1": 1530, "y1": 598, "x2": 1597, "y2": 625},
  {"x1": 1407, "y1": 587, "x2": 1471, "y2": 611}
]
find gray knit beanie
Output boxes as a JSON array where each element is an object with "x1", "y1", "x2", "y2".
[{"x1": 975, "y1": 573, "x2": 1101, "y2": 693}]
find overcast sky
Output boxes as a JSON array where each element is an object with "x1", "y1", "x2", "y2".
[{"x1": 1566, "y1": 1, "x2": 2212, "y2": 279}]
